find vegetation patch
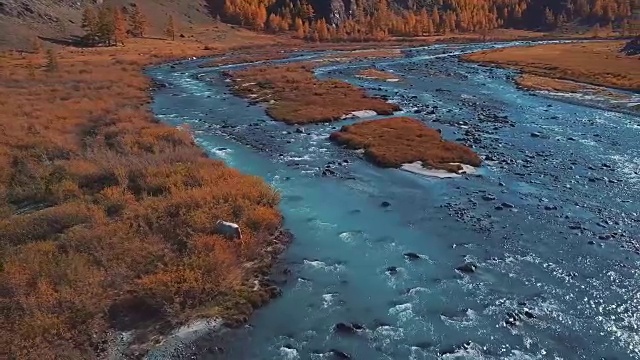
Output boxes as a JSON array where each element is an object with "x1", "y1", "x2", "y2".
[
  {"x1": 329, "y1": 117, "x2": 481, "y2": 172},
  {"x1": 463, "y1": 41, "x2": 640, "y2": 91},
  {"x1": 0, "y1": 37, "x2": 288, "y2": 359},
  {"x1": 198, "y1": 50, "x2": 290, "y2": 67},
  {"x1": 515, "y1": 73, "x2": 629, "y2": 99},
  {"x1": 226, "y1": 62, "x2": 400, "y2": 124}
]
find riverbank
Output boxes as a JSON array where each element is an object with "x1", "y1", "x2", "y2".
[
  {"x1": 463, "y1": 41, "x2": 640, "y2": 92},
  {"x1": 0, "y1": 33, "x2": 295, "y2": 359}
]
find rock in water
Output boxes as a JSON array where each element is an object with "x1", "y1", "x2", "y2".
[
  {"x1": 481, "y1": 194, "x2": 496, "y2": 201},
  {"x1": 330, "y1": 349, "x2": 351, "y2": 359},
  {"x1": 403, "y1": 252, "x2": 421, "y2": 260},
  {"x1": 456, "y1": 262, "x2": 477, "y2": 273},
  {"x1": 334, "y1": 323, "x2": 356, "y2": 335},
  {"x1": 381, "y1": 201, "x2": 391, "y2": 208}
]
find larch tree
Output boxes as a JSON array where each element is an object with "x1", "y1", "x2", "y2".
[
  {"x1": 97, "y1": 6, "x2": 116, "y2": 46},
  {"x1": 45, "y1": 49, "x2": 58, "y2": 73},
  {"x1": 294, "y1": 17, "x2": 305, "y2": 38},
  {"x1": 81, "y1": 7, "x2": 98, "y2": 45},
  {"x1": 128, "y1": 4, "x2": 148, "y2": 37},
  {"x1": 165, "y1": 15, "x2": 176, "y2": 41},
  {"x1": 113, "y1": 7, "x2": 127, "y2": 46}
]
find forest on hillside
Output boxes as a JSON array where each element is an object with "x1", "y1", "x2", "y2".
[{"x1": 218, "y1": 0, "x2": 639, "y2": 40}]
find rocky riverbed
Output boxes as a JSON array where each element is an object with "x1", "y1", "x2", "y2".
[{"x1": 147, "y1": 41, "x2": 640, "y2": 359}]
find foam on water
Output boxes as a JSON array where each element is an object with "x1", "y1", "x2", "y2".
[
  {"x1": 303, "y1": 260, "x2": 345, "y2": 272},
  {"x1": 279, "y1": 347, "x2": 299, "y2": 359}
]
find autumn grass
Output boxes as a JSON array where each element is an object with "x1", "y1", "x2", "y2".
[
  {"x1": 226, "y1": 62, "x2": 400, "y2": 124},
  {"x1": 0, "y1": 35, "x2": 289, "y2": 359},
  {"x1": 514, "y1": 73, "x2": 628, "y2": 99},
  {"x1": 463, "y1": 41, "x2": 640, "y2": 91},
  {"x1": 329, "y1": 117, "x2": 481, "y2": 172}
]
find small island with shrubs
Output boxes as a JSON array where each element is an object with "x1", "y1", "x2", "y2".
[
  {"x1": 226, "y1": 62, "x2": 400, "y2": 124},
  {"x1": 329, "y1": 117, "x2": 481, "y2": 176}
]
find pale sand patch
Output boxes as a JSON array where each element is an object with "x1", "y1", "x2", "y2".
[
  {"x1": 172, "y1": 318, "x2": 223, "y2": 340},
  {"x1": 355, "y1": 75, "x2": 401, "y2": 82},
  {"x1": 401, "y1": 161, "x2": 477, "y2": 179},
  {"x1": 342, "y1": 110, "x2": 378, "y2": 119}
]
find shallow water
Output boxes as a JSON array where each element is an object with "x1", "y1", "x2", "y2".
[{"x1": 147, "y1": 42, "x2": 640, "y2": 359}]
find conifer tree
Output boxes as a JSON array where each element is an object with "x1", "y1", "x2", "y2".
[
  {"x1": 97, "y1": 6, "x2": 115, "y2": 46},
  {"x1": 128, "y1": 4, "x2": 148, "y2": 37},
  {"x1": 113, "y1": 7, "x2": 127, "y2": 46},
  {"x1": 81, "y1": 7, "x2": 98, "y2": 45},
  {"x1": 31, "y1": 36, "x2": 43, "y2": 54},
  {"x1": 45, "y1": 49, "x2": 58, "y2": 73},
  {"x1": 592, "y1": 23, "x2": 601, "y2": 37},
  {"x1": 294, "y1": 17, "x2": 305, "y2": 38},
  {"x1": 165, "y1": 15, "x2": 176, "y2": 41}
]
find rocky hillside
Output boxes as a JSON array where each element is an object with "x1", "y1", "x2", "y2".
[{"x1": 0, "y1": 0, "x2": 215, "y2": 49}]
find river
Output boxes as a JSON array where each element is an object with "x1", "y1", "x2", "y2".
[{"x1": 146, "y1": 42, "x2": 640, "y2": 360}]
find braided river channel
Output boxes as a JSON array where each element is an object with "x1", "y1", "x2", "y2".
[{"x1": 147, "y1": 42, "x2": 640, "y2": 359}]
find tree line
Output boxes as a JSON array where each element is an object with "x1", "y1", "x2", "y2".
[
  {"x1": 220, "y1": 0, "x2": 640, "y2": 41},
  {"x1": 80, "y1": 3, "x2": 177, "y2": 46}
]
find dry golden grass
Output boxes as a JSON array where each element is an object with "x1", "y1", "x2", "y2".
[
  {"x1": 0, "y1": 34, "x2": 290, "y2": 359},
  {"x1": 464, "y1": 41, "x2": 640, "y2": 91},
  {"x1": 227, "y1": 62, "x2": 400, "y2": 124},
  {"x1": 329, "y1": 117, "x2": 481, "y2": 171},
  {"x1": 515, "y1": 73, "x2": 627, "y2": 99},
  {"x1": 198, "y1": 50, "x2": 290, "y2": 67},
  {"x1": 357, "y1": 68, "x2": 401, "y2": 80}
]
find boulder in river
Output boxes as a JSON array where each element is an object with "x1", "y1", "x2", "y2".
[
  {"x1": 381, "y1": 201, "x2": 391, "y2": 208},
  {"x1": 455, "y1": 262, "x2": 477, "y2": 274},
  {"x1": 330, "y1": 349, "x2": 351, "y2": 359},
  {"x1": 403, "y1": 252, "x2": 421, "y2": 261},
  {"x1": 386, "y1": 266, "x2": 398, "y2": 275},
  {"x1": 333, "y1": 322, "x2": 363, "y2": 335}
]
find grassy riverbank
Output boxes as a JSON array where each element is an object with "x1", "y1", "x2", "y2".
[
  {"x1": 463, "y1": 41, "x2": 640, "y2": 92},
  {"x1": 0, "y1": 33, "x2": 292, "y2": 358},
  {"x1": 330, "y1": 117, "x2": 481, "y2": 172}
]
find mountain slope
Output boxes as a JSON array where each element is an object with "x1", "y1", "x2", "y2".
[{"x1": 0, "y1": 0, "x2": 215, "y2": 49}]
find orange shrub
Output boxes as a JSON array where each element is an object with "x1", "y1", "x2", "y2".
[
  {"x1": 228, "y1": 62, "x2": 400, "y2": 124},
  {"x1": 330, "y1": 117, "x2": 481, "y2": 171},
  {"x1": 0, "y1": 42, "x2": 283, "y2": 358}
]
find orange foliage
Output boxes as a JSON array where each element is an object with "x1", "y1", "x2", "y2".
[
  {"x1": 329, "y1": 117, "x2": 482, "y2": 171},
  {"x1": 464, "y1": 40, "x2": 640, "y2": 91},
  {"x1": 0, "y1": 39, "x2": 283, "y2": 358},
  {"x1": 227, "y1": 62, "x2": 400, "y2": 124}
]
